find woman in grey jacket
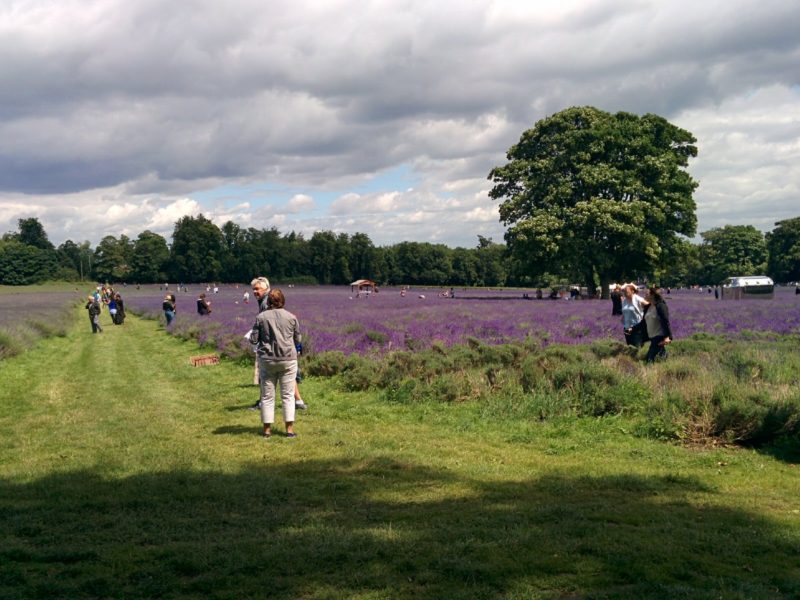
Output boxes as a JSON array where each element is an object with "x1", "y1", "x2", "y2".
[
  {"x1": 642, "y1": 287, "x2": 672, "y2": 363},
  {"x1": 249, "y1": 288, "x2": 301, "y2": 438}
]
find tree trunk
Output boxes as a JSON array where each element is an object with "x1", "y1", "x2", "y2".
[
  {"x1": 584, "y1": 268, "x2": 596, "y2": 300},
  {"x1": 599, "y1": 278, "x2": 610, "y2": 300}
]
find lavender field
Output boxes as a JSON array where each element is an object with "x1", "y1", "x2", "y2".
[
  {"x1": 122, "y1": 284, "x2": 800, "y2": 358},
  {"x1": 0, "y1": 286, "x2": 83, "y2": 358}
]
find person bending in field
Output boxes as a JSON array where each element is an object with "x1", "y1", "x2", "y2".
[
  {"x1": 249, "y1": 288, "x2": 302, "y2": 438},
  {"x1": 196, "y1": 293, "x2": 212, "y2": 315}
]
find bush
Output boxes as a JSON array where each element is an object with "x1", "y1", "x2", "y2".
[
  {"x1": 340, "y1": 354, "x2": 377, "y2": 391},
  {"x1": 305, "y1": 351, "x2": 347, "y2": 377},
  {"x1": 721, "y1": 349, "x2": 765, "y2": 382},
  {"x1": 589, "y1": 339, "x2": 631, "y2": 359}
]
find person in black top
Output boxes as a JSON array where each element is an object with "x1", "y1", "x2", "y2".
[
  {"x1": 642, "y1": 287, "x2": 672, "y2": 363},
  {"x1": 162, "y1": 294, "x2": 176, "y2": 325},
  {"x1": 610, "y1": 284, "x2": 623, "y2": 315},
  {"x1": 197, "y1": 293, "x2": 211, "y2": 315}
]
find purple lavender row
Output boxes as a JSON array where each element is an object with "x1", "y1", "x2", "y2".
[{"x1": 121, "y1": 284, "x2": 800, "y2": 358}]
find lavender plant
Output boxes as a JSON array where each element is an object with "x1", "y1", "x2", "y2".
[{"x1": 123, "y1": 284, "x2": 800, "y2": 359}]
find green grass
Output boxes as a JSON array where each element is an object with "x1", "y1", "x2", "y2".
[{"x1": 0, "y1": 309, "x2": 798, "y2": 599}]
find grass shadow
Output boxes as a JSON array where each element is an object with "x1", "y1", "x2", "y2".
[
  {"x1": 1, "y1": 459, "x2": 797, "y2": 599},
  {"x1": 212, "y1": 425, "x2": 262, "y2": 437}
]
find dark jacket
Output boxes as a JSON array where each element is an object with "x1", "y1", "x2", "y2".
[
  {"x1": 643, "y1": 299, "x2": 672, "y2": 340},
  {"x1": 85, "y1": 300, "x2": 101, "y2": 317}
]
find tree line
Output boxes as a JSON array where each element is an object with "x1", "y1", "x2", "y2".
[
  {"x1": 0, "y1": 216, "x2": 507, "y2": 287},
  {"x1": 1, "y1": 214, "x2": 798, "y2": 287}
]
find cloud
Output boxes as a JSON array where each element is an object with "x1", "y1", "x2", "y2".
[
  {"x1": 286, "y1": 194, "x2": 315, "y2": 213},
  {"x1": 0, "y1": 0, "x2": 798, "y2": 246}
]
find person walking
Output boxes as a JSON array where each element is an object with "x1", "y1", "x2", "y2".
[
  {"x1": 85, "y1": 295, "x2": 103, "y2": 333},
  {"x1": 621, "y1": 283, "x2": 648, "y2": 347},
  {"x1": 642, "y1": 287, "x2": 672, "y2": 363},
  {"x1": 610, "y1": 284, "x2": 623, "y2": 315},
  {"x1": 249, "y1": 288, "x2": 301, "y2": 438},
  {"x1": 162, "y1": 294, "x2": 176, "y2": 325}
]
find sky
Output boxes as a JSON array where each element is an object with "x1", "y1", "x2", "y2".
[{"x1": 1, "y1": 0, "x2": 798, "y2": 249}]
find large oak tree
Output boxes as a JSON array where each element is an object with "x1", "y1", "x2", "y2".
[{"x1": 488, "y1": 106, "x2": 698, "y2": 296}]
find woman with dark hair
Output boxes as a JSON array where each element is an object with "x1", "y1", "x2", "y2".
[
  {"x1": 642, "y1": 287, "x2": 672, "y2": 363},
  {"x1": 249, "y1": 288, "x2": 302, "y2": 438},
  {"x1": 113, "y1": 292, "x2": 126, "y2": 325},
  {"x1": 196, "y1": 293, "x2": 212, "y2": 315}
]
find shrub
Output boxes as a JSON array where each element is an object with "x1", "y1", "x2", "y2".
[
  {"x1": 364, "y1": 330, "x2": 390, "y2": 345},
  {"x1": 589, "y1": 339, "x2": 631, "y2": 359},
  {"x1": 0, "y1": 330, "x2": 22, "y2": 359},
  {"x1": 305, "y1": 351, "x2": 347, "y2": 377},
  {"x1": 721, "y1": 349, "x2": 765, "y2": 382},
  {"x1": 383, "y1": 377, "x2": 421, "y2": 404},
  {"x1": 340, "y1": 354, "x2": 377, "y2": 391}
]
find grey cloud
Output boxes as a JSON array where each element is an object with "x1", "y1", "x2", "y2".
[{"x1": 0, "y1": 0, "x2": 798, "y2": 246}]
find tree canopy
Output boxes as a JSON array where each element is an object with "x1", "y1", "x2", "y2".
[
  {"x1": 488, "y1": 106, "x2": 698, "y2": 295},
  {"x1": 766, "y1": 217, "x2": 800, "y2": 283},
  {"x1": 698, "y1": 225, "x2": 768, "y2": 284}
]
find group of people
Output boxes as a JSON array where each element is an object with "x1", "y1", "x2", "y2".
[
  {"x1": 611, "y1": 283, "x2": 672, "y2": 363},
  {"x1": 84, "y1": 285, "x2": 126, "y2": 333}
]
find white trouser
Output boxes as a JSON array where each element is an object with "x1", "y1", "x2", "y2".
[{"x1": 258, "y1": 359, "x2": 297, "y2": 425}]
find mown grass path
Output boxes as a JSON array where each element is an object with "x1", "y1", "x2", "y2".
[{"x1": 1, "y1": 309, "x2": 798, "y2": 599}]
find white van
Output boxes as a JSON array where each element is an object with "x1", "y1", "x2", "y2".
[{"x1": 721, "y1": 275, "x2": 774, "y2": 299}]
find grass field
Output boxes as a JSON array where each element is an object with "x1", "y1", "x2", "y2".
[{"x1": 0, "y1": 307, "x2": 798, "y2": 599}]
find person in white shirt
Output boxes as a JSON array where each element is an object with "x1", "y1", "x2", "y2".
[{"x1": 620, "y1": 283, "x2": 648, "y2": 347}]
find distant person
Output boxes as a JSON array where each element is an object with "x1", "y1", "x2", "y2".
[
  {"x1": 249, "y1": 288, "x2": 302, "y2": 438},
  {"x1": 197, "y1": 293, "x2": 212, "y2": 315},
  {"x1": 162, "y1": 294, "x2": 176, "y2": 325},
  {"x1": 113, "y1": 292, "x2": 126, "y2": 325},
  {"x1": 642, "y1": 287, "x2": 672, "y2": 363},
  {"x1": 108, "y1": 294, "x2": 118, "y2": 323},
  {"x1": 85, "y1": 295, "x2": 102, "y2": 333},
  {"x1": 621, "y1": 283, "x2": 648, "y2": 348},
  {"x1": 796, "y1": 285, "x2": 799, "y2": 295},
  {"x1": 714, "y1": 286, "x2": 719, "y2": 299},
  {"x1": 610, "y1": 285, "x2": 622, "y2": 314}
]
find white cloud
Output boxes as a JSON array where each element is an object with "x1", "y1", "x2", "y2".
[
  {"x1": 286, "y1": 194, "x2": 315, "y2": 213},
  {"x1": 0, "y1": 0, "x2": 798, "y2": 246}
]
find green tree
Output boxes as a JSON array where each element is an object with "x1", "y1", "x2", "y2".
[
  {"x1": 16, "y1": 217, "x2": 54, "y2": 250},
  {"x1": 169, "y1": 214, "x2": 225, "y2": 283},
  {"x1": 391, "y1": 242, "x2": 452, "y2": 285},
  {"x1": 308, "y1": 231, "x2": 338, "y2": 284},
  {"x1": 488, "y1": 106, "x2": 698, "y2": 297},
  {"x1": 0, "y1": 239, "x2": 58, "y2": 284},
  {"x1": 657, "y1": 237, "x2": 700, "y2": 287},
  {"x1": 131, "y1": 231, "x2": 170, "y2": 282},
  {"x1": 451, "y1": 247, "x2": 479, "y2": 285},
  {"x1": 349, "y1": 233, "x2": 380, "y2": 281},
  {"x1": 475, "y1": 236, "x2": 507, "y2": 287},
  {"x1": 698, "y1": 225, "x2": 767, "y2": 284},
  {"x1": 766, "y1": 217, "x2": 800, "y2": 283},
  {"x1": 93, "y1": 235, "x2": 134, "y2": 282}
]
